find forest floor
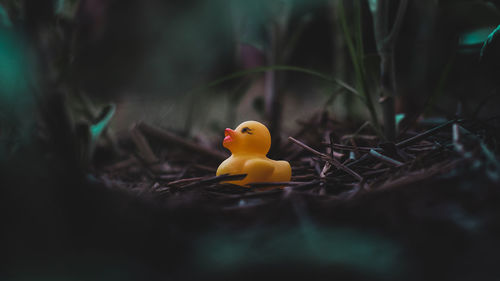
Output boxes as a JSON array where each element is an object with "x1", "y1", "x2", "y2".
[{"x1": 84, "y1": 112, "x2": 500, "y2": 280}]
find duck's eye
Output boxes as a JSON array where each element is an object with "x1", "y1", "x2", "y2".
[{"x1": 241, "y1": 127, "x2": 253, "y2": 134}]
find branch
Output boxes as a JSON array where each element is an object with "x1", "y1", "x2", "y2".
[{"x1": 288, "y1": 137, "x2": 363, "y2": 181}]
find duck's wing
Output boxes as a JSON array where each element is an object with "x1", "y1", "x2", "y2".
[
  {"x1": 243, "y1": 159, "x2": 275, "y2": 183},
  {"x1": 216, "y1": 157, "x2": 233, "y2": 176}
]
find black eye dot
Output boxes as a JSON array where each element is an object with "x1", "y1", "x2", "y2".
[{"x1": 241, "y1": 127, "x2": 253, "y2": 134}]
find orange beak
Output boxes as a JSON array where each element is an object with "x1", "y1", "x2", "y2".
[{"x1": 223, "y1": 128, "x2": 235, "y2": 144}]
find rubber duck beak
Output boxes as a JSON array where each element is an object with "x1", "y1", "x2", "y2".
[{"x1": 224, "y1": 128, "x2": 235, "y2": 144}]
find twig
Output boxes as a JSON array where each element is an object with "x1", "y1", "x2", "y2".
[
  {"x1": 321, "y1": 142, "x2": 381, "y2": 152},
  {"x1": 130, "y1": 123, "x2": 159, "y2": 164},
  {"x1": 327, "y1": 157, "x2": 363, "y2": 181},
  {"x1": 405, "y1": 145, "x2": 438, "y2": 153},
  {"x1": 369, "y1": 149, "x2": 404, "y2": 167},
  {"x1": 328, "y1": 132, "x2": 335, "y2": 159},
  {"x1": 246, "y1": 181, "x2": 312, "y2": 188},
  {"x1": 156, "y1": 174, "x2": 182, "y2": 181},
  {"x1": 362, "y1": 168, "x2": 391, "y2": 177},
  {"x1": 396, "y1": 119, "x2": 456, "y2": 148},
  {"x1": 180, "y1": 174, "x2": 247, "y2": 189},
  {"x1": 192, "y1": 164, "x2": 217, "y2": 173},
  {"x1": 340, "y1": 134, "x2": 378, "y2": 142},
  {"x1": 345, "y1": 153, "x2": 370, "y2": 168},
  {"x1": 167, "y1": 177, "x2": 205, "y2": 186},
  {"x1": 288, "y1": 136, "x2": 328, "y2": 158},
  {"x1": 291, "y1": 174, "x2": 317, "y2": 180},
  {"x1": 349, "y1": 138, "x2": 361, "y2": 158},
  {"x1": 288, "y1": 136, "x2": 363, "y2": 181},
  {"x1": 320, "y1": 162, "x2": 332, "y2": 178},
  {"x1": 137, "y1": 122, "x2": 228, "y2": 161},
  {"x1": 323, "y1": 131, "x2": 345, "y2": 159},
  {"x1": 452, "y1": 122, "x2": 465, "y2": 154}
]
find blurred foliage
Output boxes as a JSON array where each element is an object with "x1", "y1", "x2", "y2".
[
  {"x1": 443, "y1": 0, "x2": 500, "y2": 30},
  {"x1": 460, "y1": 27, "x2": 496, "y2": 46},
  {"x1": 0, "y1": 5, "x2": 35, "y2": 160},
  {"x1": 480, "y1": 24, "x2": 500, "y2": 57},
  {"x1": 0, "y1": 0, "x2": 116, "y2": 166},
  {"x1": 0, "y1": 3, "x2": 12, "y2": 26},
  {"x1": 1, "y1": 0, "x2": 500, "y2": 157},
  {"x1": 197, "y1": 224, "x2": 405, "y2": 279}
]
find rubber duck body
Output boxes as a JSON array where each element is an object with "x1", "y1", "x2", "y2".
[{"x1": 216, "y1": 121, "x2": 291, "y2": 187}]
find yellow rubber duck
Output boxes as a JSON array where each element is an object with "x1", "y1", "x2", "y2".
[{"x1": 216, "y1": 120, "x2": 292, "y2": 187}]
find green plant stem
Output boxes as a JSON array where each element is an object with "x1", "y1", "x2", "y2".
[
  {"x1": 337, "y1": 0, "x2": 382, "y2": 137},
  {"x1": 372, "y1": 0, "x2": 409, "y2": 141}
]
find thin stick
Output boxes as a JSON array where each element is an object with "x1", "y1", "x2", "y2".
[
  {"x1": 130, "y1": 123, "x2": 159, "y2": 164},
  {"x1": 396, "y1": 119, "x2": 456, "y2": 148},
  {"x1": 362, "y1": 168, "x2": 391, "y2": 177},
  {"x1": 320, "y1": 162, "x2": 332, "y2": 178},
  {"x1": 167, "y1": 177, "x2": 205, "y2": 186},
  {"x1": 321, "y1": 142, "x2": 382, "y2": 152},
  {"x1": 246, "y1": 181, "x2": 311, "y2": 188},
  {"x1": 345, "y1": 153, "x2": 370, "y2": 168},
  {"x1": 180, "y1": 174, "x2": 247, "y2": 189},
  {"x1": 340, "y1": 134, "x2": 378, "y2": 142},
  {"x1": 192, "y1": 164, "x2": 217, "y2": 173},
  {"x1": 452, "y1": 123, "x2": 464, "y2": 153},
  {"x1": 291, "y1": 174, "x2": 317, "y2": 180},
  {"x1": 324, "y1": 153, "x2": 363, "y2": 181},
  {"x1": 369, "y1": 149, "x2": 404, "y2": 167},
  {"x1": 349, "y1": 138, "x2": 360, "y2": 158},
  {"x1": 288, "y1": 136, "x2": 328, "y2": 157},
  {"x1": 288, "y1": 137, "x2": 363, "y2": 181},
  {"x1": 137, "y1": 122, "x2": 228, "y2": 161}
]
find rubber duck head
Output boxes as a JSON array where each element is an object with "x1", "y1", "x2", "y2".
[{"x1": 223, "y1": 121, "x2": 271, "y2": 155}]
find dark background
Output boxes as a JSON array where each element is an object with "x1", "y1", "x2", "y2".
[{"x1": 1, "y1": 0, "x2": 500, "y2": 280}]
